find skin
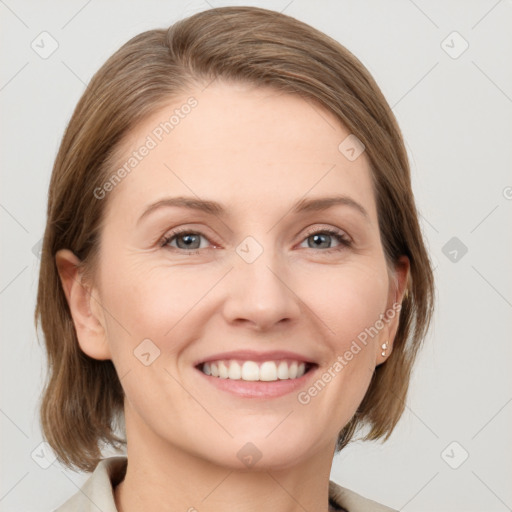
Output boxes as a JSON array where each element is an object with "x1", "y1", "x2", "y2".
[{"x1": 57, "y1": 80, "x2": 409, "y2": 512}]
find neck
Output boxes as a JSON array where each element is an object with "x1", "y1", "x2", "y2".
[{"x1": 114, "y1": 405, "x2": 336, "y2": 512}]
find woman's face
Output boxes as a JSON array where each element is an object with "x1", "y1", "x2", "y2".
[{"x1": 78, "y1": 80, "x2": 407, "y2": 469}]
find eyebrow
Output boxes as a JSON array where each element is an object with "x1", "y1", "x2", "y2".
[{"x1": 137, "y1": 194, "x2": 369, "y2": 224}]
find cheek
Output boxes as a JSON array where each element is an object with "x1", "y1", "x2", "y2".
[
  {"x1": 96, "y1": 252, "x2": 220, "y2": 361},
  {"x1": 106, "y1": 277, "x2": 183, "y2": 327},
  {"x1": 301, "y1": 264, "x2": 387, "y2": 424},
  {"x1": 300, "y1": 259, "x2": 389, "y2": 348}
]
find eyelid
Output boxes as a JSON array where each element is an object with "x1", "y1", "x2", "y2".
[
  {"x1": 159, "y1": 223, "x2": 352, "y2": 254},
  {"x1": 159, "y1": 226, "x2": 219, "y2": 250},
  {"x1": 302, "y1": 224, "x2": 352, "y2": 243}
]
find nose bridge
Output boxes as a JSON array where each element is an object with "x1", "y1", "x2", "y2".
[
  {"x1": 223, "y1": 233, "x2": 300, "y2": 328},
  {"x1": 236, "y1": 233, "x2": 288, "y2": 297}
]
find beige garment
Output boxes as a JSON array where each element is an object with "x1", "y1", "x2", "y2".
[{"x1": 54, "y1": 456, "x2": 397, "y2": 512}]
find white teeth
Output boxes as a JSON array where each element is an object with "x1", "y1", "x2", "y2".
[
  {"x1": 200, "y1": 359, "x2": 308, "y2": 381},
  {"x1": 259, "y1": 361, "x2": 277, "y2": 381},
  {"x1": 288, "y1": 361, "x2": 298, "y2": 379},
  {"x1": 277, "y1": 361, "x2": 289, "y2": 379},
  {"x1": 218, "y1": 361, "x2": 229, "y2": 379},
  {"x1": 228, "y1": 361, "x2": 242, "y2": 379},
  {"x1": 241, "y1": 361, "x2": 260, "y2": 381}
]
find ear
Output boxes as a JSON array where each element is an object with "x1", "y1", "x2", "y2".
[
  {"x1": 377, "y1": 255, "x2": 410, "y2": 364},
  {"x1": 55, "y1": 249, "x2": 112, "y2": 360}
]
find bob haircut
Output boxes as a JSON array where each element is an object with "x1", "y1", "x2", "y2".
[{"x1": 35, "y1": 5, "x2": 435, "y2": 473}]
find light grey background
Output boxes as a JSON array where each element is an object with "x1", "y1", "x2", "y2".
[{"x1": 1, "y1": 1, "x2": 511, "y2": 510}]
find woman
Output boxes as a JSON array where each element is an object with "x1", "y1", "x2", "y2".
[{"x1": 36, "y1": 6, "x2": 434, "y2": 511}]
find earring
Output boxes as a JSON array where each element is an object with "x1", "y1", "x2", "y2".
[{"x1": 381, "y1": 341, "x2": 389, "y2": 357}]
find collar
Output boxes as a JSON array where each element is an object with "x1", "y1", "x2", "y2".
[{"x1": 55, "y1": 456, "x2": 396, "y2": 512}]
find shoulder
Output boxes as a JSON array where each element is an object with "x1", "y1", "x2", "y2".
[
  {"x1": 54, "y1": 456, "x2": 127, "y2": 512},
  {"x1": 329, "y1": 479, "x2": 397, "y2": 512}
]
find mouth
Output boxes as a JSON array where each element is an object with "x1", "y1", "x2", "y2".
[
  {"x1": 195, "y1": 359, "x2": 318, "y2": 382},
  {"x1": 194, "y1": 359, "x2": 319, "y2": 399}
]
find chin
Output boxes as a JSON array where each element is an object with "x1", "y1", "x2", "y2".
[{"x1": 204, "y1": 431, "x2": 316, "y2": 471}]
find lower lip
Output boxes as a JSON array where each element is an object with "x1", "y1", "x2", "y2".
[{"x1": 195, "y1": 364, "x2": 318, "y2": 399}]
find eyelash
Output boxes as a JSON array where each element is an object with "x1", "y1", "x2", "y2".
[{"x1": 159, "y1": 226, "x2": 352, "y2": 255}]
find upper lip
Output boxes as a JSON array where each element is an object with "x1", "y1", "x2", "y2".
[{"x1": 194, "y1": 350, "x2": 317, "y2": 367}]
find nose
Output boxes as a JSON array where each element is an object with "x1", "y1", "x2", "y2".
[{"x1": 221, "y1": 238, "x2": 301, "y2": 331}]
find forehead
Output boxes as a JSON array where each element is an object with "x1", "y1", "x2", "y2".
[{"x1": 103, "y1": 81, "x2": 377, "y2": 223}]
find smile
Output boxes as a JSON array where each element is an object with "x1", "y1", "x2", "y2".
[
  {"x1": 199, "y1": 359, "x2": 314, "y2": 381},
  {"x1": 195, "y1": 359, "x2": 319, "y2": 399}
]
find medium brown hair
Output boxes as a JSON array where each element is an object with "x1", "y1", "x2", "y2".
[{"x1": 36, "y1": 6, "x2": 435, "y2": 472}]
